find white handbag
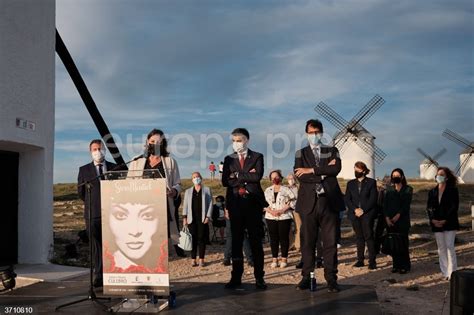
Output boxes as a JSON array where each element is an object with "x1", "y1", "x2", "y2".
[{"x1": 178, "y1": 226, "x2": 193, "y2": 251}]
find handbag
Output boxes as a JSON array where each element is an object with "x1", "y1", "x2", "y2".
[
  {"x1": 381, "y1": 232, "x2": 404, "y2": 256},
  {"x1": 178, "y1": 226, "x2": 193, "y2": 251}
]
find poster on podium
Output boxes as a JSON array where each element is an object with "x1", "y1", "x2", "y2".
[{"x1": 100, "y1": 178, "x2": 169, "y2": 296}]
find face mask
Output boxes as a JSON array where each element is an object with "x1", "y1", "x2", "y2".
[
  {"x1": 307, "y1": 133, "x2": 322, "y2": 146},
  {"x1": 216, "y1": 202, "x2": 223, "y2": 207},
  {"x1": 435, "y1": 175, "x2": 446, "y2": 184},
  {"x1": 147, "y1": 143, "x2": 160, "y2": 157},
  {"x1": 91, "y1": 150, "x2": 105, "y2": 163},
  {"x1": 192, "y1": 177, "x2": 202, "y2": 185},
  {"x1": 233, "y1": 141, "x2": 247, "y2": 153},
  {"x1": 391, "y1": 177, "x2": 402, "y2": 184},
  {"x1": 355, "y1": 171, "x2": 365, "y2": 179},
  {"x1": 272, "y1": 177, "x2": 281, "y2": 185},
  {"x1": 288, "y1": 179, "x2": 295, "y2": 186}
]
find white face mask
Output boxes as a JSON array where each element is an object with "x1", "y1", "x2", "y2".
[
  {"x1": 233, "y1": 141, "x2": 247, "y2": 153},
  {"x1": 91, "y1": 150, "x2": 105, "y2": 163}
]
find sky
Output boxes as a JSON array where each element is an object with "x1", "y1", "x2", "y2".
[{"x1": 54, "y1": 0, "x2": 473, "y2": 183}]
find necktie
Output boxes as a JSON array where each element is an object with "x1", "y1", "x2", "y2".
[
  {"x1": 98, "y1": 163, "x2": 104, "y2": 180},
  {"x1": 312, "y1": 147, "x2": 320, "y2": 166},
  {"x1": 239, "y1": 154, "x2": 245, "y2": 169}
]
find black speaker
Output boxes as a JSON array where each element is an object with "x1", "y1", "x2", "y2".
[{"x1": 450, "y1": 269, "x2": 474, "y2": 315}]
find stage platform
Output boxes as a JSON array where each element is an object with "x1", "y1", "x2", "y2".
[{"x1": 0, "y1": 275, "x2": 381, "y2": 314}]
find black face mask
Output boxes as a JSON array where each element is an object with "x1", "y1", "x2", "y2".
[
  {"x1": 147, "y1": 143, "x2": 160, "y2": 156},
  {"x1": 391, "y1": 177, "x2": 402, "y2": 184},
  {"x1": 355, "y1": 171, "x2": 365, "y2": 179}
]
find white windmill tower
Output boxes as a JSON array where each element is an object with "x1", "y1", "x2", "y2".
[
  {"x1": 315, "y1": 95, "x2": 387, "y2": 179},
  {"x1": 442, "y1": 129, "x2": 474, "y2": 183},
  {"x1": 417, "y1": 148, "x2": 446, "y2": 180}
]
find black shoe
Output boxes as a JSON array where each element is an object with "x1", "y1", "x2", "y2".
[
  {"x1": 316, "y1": 261, "x2": 324, "y2": 269},
  {"x1": 327, "y1": 283, "x2": 340, "y2": 293},
  {"x1": 93, "y1": 278, "x2": 103, "y2": 288},
  {"x1": 353, "y1": 261, "x2": 364, "y2": 268},
  {"x1": 368, "y1": 262, "x2": 377, "y2": 270},
  {"x1": 295, "y1": 261, "x2": 303, "y2": 269},
  {"x1": 255, "y1": 278, "x2": 267, "y2": 290},
  {"x1": 391, "y1": 268, "x2": 399, "y2": 273},
  {"x1": 174, "y1": 245, "x2": 186, "y2": 257},
  {"x1": 399, "y1": 269, "x2": 409, "y2": 274},
  {"x1": 224, "y1": 279, "x2": 242, "y2": 289},
  {"x1": 247, "y1": 261, "x2": 254, "y2": 267},
  {"x1": 223, "y1": 259, "x2": 231, "y2": 266},
  {"x1": 296, "y1": 278, "x2": 311, "y2": 290}
]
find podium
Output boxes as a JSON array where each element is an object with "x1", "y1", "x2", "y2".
[{"x1": 101, "y1": 172, "x2": 172, "y2": 312}]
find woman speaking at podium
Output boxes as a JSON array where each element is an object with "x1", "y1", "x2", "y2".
[{"x1": 127, "y1": 128, "x2": 184, "y2": 257}]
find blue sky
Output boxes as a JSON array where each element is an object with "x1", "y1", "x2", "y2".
[{"x1": 54, "y1": 0, "x2": 473, "y2": 183}]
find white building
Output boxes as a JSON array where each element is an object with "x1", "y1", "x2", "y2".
[
  {"x1": 0, "y1": 0, "x2": 55, "y2": 264},
  {"x1": 460, "y1": 145, "x2": 474, "y2": 183},
  {"x1": 335, "y1": 128, "x2": 376, "y2": 180},
  {"x1": 419, "y1": 159, "x2": 438, "y2": 180}
]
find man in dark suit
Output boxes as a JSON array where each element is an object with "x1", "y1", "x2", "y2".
[
  {"x1": 222, "y1": 128, "x2": 268, "y2": 290},
  {"x1": 294, "y1": 119, "x2": 344, "y2": 292},
  {"x1": 77, "y1": 139, "x2": 117, "y2": 288}
]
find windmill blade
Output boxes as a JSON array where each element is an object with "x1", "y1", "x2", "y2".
[
  {"x1": 432, "y1": 148, "x2": 447, "y2": 161},
  {"x1": 456, "y1": 153, "x2": 473, "y2": 176},
  {"x1": 352, "y1": 134, "x2": 387, "y2": 164},
  {"x1": 314, "y1": 101, "x2": 350, "y2": 131},
  {"x1": 349, "y1": 94, "x2": 385, "y2": 128},
  {"x1": 334, "y1": 133, "x2": 351, "y2": 154},
  {"x1": 442, "y1": 129, "x2": 473, "y2": 149},
  {"x1": 416, "y1": 148, "x2": 438, "y2": 166}
]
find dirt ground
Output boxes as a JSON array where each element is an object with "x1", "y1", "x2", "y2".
[{"x1": 52, "y1": 181, "x2": 474, "y2": 314}]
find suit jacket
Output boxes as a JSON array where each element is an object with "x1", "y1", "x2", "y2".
[
  {"x1": 182, "y1": 186, "x2": 214, "y2": 224},
  {"x1": 345, "y1": 177, "x2": 378, "y2": 221},
  {"x1": 77, "y1": 160, "x2": 117, "y2": 220},
  {"x1": 222, "y1": 149, "x2": 267, "y2": 212},
  {"x1": 293, "y1": 145, "x2": 344, "y2": 214},
  {"x1": 426, "y1": 185, "x2": 459, "y2": 232}
]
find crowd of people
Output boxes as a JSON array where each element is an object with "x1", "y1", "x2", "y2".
[{"x1": 78, "y1": 119, "x2": 461, "y2": 291}]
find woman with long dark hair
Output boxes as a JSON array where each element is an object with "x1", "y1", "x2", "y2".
[
  {"x1": 426, "y1": 166, "x2": 459, "y2": 280},
  {"x1": 383, "y1": 168, "x2": 413, "y2": 274},
  {"x1": 128, "y1": 129, "x2": 184, "y2": 257}
]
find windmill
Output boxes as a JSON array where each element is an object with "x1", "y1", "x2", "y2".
[
  {"x1": 417, "y1": 147, "x2": 446, "y2": 180},
  {"x1": 442, "y1": 129, "x2": 474, "y2": 183},
  {"x1": 314, "y1": 95, "x2": 386, "y2": 179}
]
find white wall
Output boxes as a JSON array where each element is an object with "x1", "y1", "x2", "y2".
[
  {"x1": 420, "y1": 163, "x2": 437, "y2": 180},
  {"x1": 460, "y1": 153, "x2": 474, "y2": 183},
  {"x1": 0, "y1": 0, "x2": 55, "y2": 263},
  {"x1": 338, "y1": 136, "x2": 376, "y2": 180}
]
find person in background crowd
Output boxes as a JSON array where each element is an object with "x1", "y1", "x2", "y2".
[
  {"x1": 264, "y1": 170, "x2": 296, "y2": 268},
  {"x1": 182, "y1": 172, "x2": 213, "y2": 267},
  {"x1": 209, "y1": 161, "x2": 216, "y2": 181},
  {"x1": 374, "y1": 177, "x2": 390, "y2": 254},
  {"x1": 345, "y1": 161, "x2": 378, "y2": 270},
  {"x1": 212, "y1": 195, "x2": 227, "y2": 244},
  {"x1": 384, "y1": 168, "x2": 413, "y2": 274},
  {"x1": 219, "y1": 161, "x2": 224, "y2": 179},
  {"x1": 426, "y1": 167, "x2": 459, "y2": 280}
]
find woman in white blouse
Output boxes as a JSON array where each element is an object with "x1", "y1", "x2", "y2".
[{"x1": 264, "y1": 170, "x2": 296, "y2": 268}]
